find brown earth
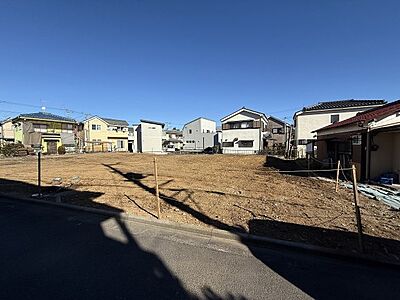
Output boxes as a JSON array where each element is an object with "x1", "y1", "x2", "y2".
[{"x1": 1, "y1": 153, "x2": 399, "y2": 260}]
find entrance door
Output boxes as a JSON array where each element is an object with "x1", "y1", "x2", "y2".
[{"x1": 47, "y1": 141, "x2": 58, "y2": 154}]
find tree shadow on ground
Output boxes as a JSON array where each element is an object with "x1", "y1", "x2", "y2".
[
  {"x1": 102, "y1": 164, "x2": 400, "y2": 300},
  {"x1": 0, "y1": 178, "x2": 242, "y2": 299}
]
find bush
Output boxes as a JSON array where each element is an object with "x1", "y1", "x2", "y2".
[
  {"x1": 58, "y1": 145, "x2": 66, "y2": 155},
  {"x1": 0, "y1": 143, "x2": 25, "y2": 157}
]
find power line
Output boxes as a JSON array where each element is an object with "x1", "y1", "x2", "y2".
[{"x1": 0, "y1": 100, "x2": 92, "y2": 118}]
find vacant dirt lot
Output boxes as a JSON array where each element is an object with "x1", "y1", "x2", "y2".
[{"x1": 1, "y1": 153, "x2": 399, "y2": 258}]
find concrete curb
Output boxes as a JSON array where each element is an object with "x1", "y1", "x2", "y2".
[{"x1": 1, "y1": 193, "x2": 399, "y2": 268}]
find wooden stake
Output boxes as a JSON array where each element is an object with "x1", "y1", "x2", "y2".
[
  {"x1": 351, "y1": 164, "x2": 364, "y2": 253},
  {"x1": 154, "y1": 157, "x2": 161, "y2": 219},
  {"x1": 335, "y1": 160, "x2": 341, "y2": 192}
]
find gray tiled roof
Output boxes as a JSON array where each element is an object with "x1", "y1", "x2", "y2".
[
  {"x1": 16, "y1": 112, "x2": 76, "y2": 123},
  {"x1": 102, "y1": 117, "x2": 129, "y2": 126},
  {"x1": 303, "y1": 99, "x2": 386, "y2": 112}
]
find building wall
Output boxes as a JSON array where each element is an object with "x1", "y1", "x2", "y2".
[
  {"x1": 182, "y1": 118, "x2": 217, "y2": 151},
  {"x1": 221, "y1": 128, "x2": 262, "y2": 154},
  {"x1": 221, "y1": 111, "x2": 267, "y2": 154},
  {"x1": 0, "y1": 120, "x2": 15, "y2": 143},
  {"x1": 294, "y1": 106, "x2": 378, "y2": 157},
  {"x1": 370, "y1": 132, "x2": 395, "y2": 179},
  {"x1": 140, "y1": 122, "x2": 163, "y2": 153},
  {"x1": 394, "y1": 133, "x2": 400, "y2": 176}
]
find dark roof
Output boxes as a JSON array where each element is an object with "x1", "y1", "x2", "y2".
[
  {"x1": 302, "y1": 99, "x2": 386, "y2": 112},
  {"x1": 0, "y1": 117, "x2": 12, "y2": 124},
  {"x1": 268, "y1": 115, "x2": 287, "y2": 125},
  {"x1": 316, "y1": 100, "x2": 400, "y2": 132},
  {"x1": 165, "y1": 129, "x2": 182, "y2": 135},
  {"x1": 102, "y1": 117, "x2": 129, "y2": 126},
  {"x1": 140, "y1": 119, "x2": 165, "y2": 127},
  {"x1": 15, "y1": 112, "x2": 76, "y2": 123}
]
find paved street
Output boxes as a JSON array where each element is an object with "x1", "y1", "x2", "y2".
[{"x1": 0, "y1": 197, "x2": 399, "y2": 299}]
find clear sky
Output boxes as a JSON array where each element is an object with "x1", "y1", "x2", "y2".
[{"x1": 1, "y1": 0, "x2": 400, "y2": 127}]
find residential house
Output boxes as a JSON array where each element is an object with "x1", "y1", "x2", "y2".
[
  {"x1": 182, "y1": 117, "x2": 217, "y2": 151},
  {"x1": 83, "y1": 116, "x2": 129, "y2": 152},
  {"x1": 12, "y1": 112, "x2": 78, "y2": 154},
  {"x1": 163, "y1": 129, "x2": 183, "y2": 152},
  {"x1": 220, "y1": 107, "x2": 269, "y2": 154},
  {"x1": 265, "y1": 116, "x2": 293, "y2": 155},
  {"x1": 314, "y1": 100, "x2": 400, "y2": 182},
  {"x1": 136, "y1": 119, "x2": 165, "y2": 153},
  {"x1": 0, "y1": 118, "x2": 15, "y2": 145},
  {"x1": 293, "y1": 99, "x2": 386, "y2": 158}
]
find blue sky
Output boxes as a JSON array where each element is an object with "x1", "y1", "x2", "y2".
[{"x1": 1, "y1": 0, "x2": 400, "y2": 127}]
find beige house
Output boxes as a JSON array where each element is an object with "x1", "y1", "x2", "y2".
[
  {"x1": 315, "y1": 100, "x2": 400, "y2": 182},
  {"x1": 293, "y1": 99, "x2": 386, "y2": 158},
  {"x1": 83, "y1": 116, "x2": 129, "y2": 152},
  {"x1": 0, "y1": 118, "x2": 15, "y2": 145}
]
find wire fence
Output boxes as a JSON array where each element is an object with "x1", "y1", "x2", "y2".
[{"x1": 1, "y1": 152, "x2": 399, "y2": 261}]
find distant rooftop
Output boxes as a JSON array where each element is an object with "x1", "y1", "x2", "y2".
[
  {"x1": 15, "y1": 112, "x2": 76, "y2": 123},
  {"x1": 302, "y1": 99, "x2": 386, "y2": 112},
  {"x1": 140, "y1": 119, "x2": 165, "y2": 127},
  {"x1": 102, "y1": 117, "x2": 129, "y2": 126}
]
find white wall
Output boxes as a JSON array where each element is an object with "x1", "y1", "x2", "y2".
[
  {"x1": 295, "y1": 107, "x2": 375, "y2": 141},
  {"x1": 294, "y1": 106, "x2": 380, "y2": 157},
  {"x1": 140, "y1": 122, "x2": 163, "y2": 153},
  {"x1": 221, "y1": 129, "x2": 261, "y2": 154}
]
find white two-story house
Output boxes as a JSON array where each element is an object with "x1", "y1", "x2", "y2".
[
  {"x1": 182, "y1": 117, "x2": 217, "y2": 151},
  {"x1": 220, "y1": 107, "x2": 269, "y2": 154},
  {"x1": 293, "y1": 99, "x2": 386, "y2": 158}
]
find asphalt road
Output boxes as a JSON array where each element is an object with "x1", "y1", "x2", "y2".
[{"x1": 0, "y1": 197, "x2": 399, "y2": 300}]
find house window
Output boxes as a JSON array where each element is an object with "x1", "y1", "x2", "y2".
[
  {"x1": 117, "y1": 140, "x2": 125, "y2": 149},
  {"x1": 189, "y1": 129, "x2": 192, "y2": 134},
  {"x1": 331, "y1": 114, "x2": 339, "y2": 124},
  {"x1": 272, "y1": 128, "x2": 283, "y2": 134},
  {"x1": 91, "y1": 124, "x2": 101, "y2": 130},
  {"x1": 62, "y1": 124, "x2": 73, "y2": 133},
  {"x1": 238, "y1": 140, "x2": 253, "y2": 148},
  {"x1": 33, "y1": 124, "x2": 48, "y2": 133},
  {"x1": 240, "y1": 121, "x2": 252, "y2": 128},
  {"x1": 222, "y1": 142, "x2": 234, "y2": 147},
  {"x1": 352, "y1": 135, "x2": 362, "y2": 145},
  {"x1": 298, "y1": 139, "x2": 308, "y2": 145},
  {"x1": 206, "y1": 130, "x2": 210, "y2": 133}
]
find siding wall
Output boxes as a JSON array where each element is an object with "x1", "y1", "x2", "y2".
[{"x1": 140, "y1": 122, "x2": 163, "y2": 153}]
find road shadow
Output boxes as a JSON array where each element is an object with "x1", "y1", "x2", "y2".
[
  {"x1": 102, "y1": 164, "x2": 400, "y2": 299},
  {"x1": 0, "y1": 178, "x2": 242, "y2": 299}
]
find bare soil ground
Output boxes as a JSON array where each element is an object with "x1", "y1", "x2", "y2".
[{"x1": 1, "y1": 153, "x2": 399, "y2": 260}]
